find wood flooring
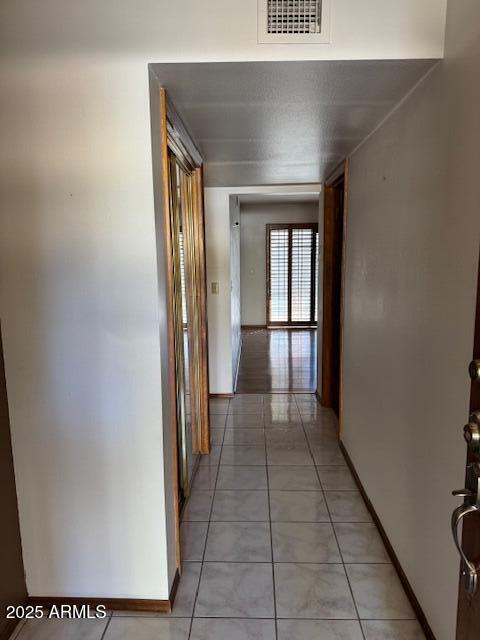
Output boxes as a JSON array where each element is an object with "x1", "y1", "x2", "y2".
[{"x1": 235, "y1": 329, "x2": 317, "y2": 394}]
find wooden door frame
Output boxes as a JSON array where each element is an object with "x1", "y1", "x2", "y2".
[
  {"x1": 456, "y1": 250, "x2": 480, "y2": 639},
  {"x1": 266, "y1": 222, "x2": 319, "y2": 327},
  {"x1": 320, "y1": 159, "x2": 349, "y2": 432},
  {"x1": 150, "y1": 81, "x2": 210, "y2": 574}
]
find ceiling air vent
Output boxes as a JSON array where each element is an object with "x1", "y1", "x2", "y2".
[{"x1": 258, "y1": 0, "x2": 331, "y2": 44}]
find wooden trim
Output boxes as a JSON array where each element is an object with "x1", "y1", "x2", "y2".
[
  {"x1": 29, "y1": 596, "x2": 172, "y2": 614},
  {"x1": 169, "y1": 568, "x2": 181, "y2": 606},
  {"x1": 192, "y1": 167, "x2": 210, "y2": 454},
  {"x1": 233, "y1": 333, "x2": 243, "y2": 393},
  {"x1": 209, "y1": 393, "x2": 235, "y2": 399},
  {"x1": 456, "y1": 249, "x2": 480, "y2": 639},
  {"x1": 267, "y1": 223, "x2": 319, "y2": 230},
  {"x1": 164, "y1": 93, "x2": 202, "y2": 168},
  {"x1": 153, "y1": 85, "x2": 211, "y2": 579},
  {"x1": 321, "y1": 185, "x2": 336, "y2": 409},
  {"x1": 0, "y1": 619, "x2": 21, "y2": 640},
  {"x1": 241, "y1": 324, "x2": 268, "y2": 330},
  {"x1": 27, "y1": 569, "x2": 181, "y2": 613},
  {"x1": 325, "y1": 159, "x2": 348, "y2": 186},
  {"x1": 338, "y1": 159, "x2": 349, "y2": 435},
  {"x1": 159, "y1": 88, "x2": 182, "y2": 572},
  {"x1": 268, "y1": 322, "x2": 317, "y2": 328},
  {"x1": 321, "y1": 160, "x2": 347, "y2": 421},
  {"x1": 339, "y1": 441, "x2": 436, "y2": 640}
]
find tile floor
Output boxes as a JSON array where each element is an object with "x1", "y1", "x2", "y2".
[{"x1": 11, "y1": 394, "x2": 426, "y2": 640}]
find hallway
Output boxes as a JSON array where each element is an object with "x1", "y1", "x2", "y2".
[
  {"x1": 236, "y1": 330, "x2": 317, "y2": 393},
  {"x1": 179, "y1": 393, "x2": 424, "y2": 639},
  {"x1": 11, "y1": 393, "x2": 424, "y2": 640}
]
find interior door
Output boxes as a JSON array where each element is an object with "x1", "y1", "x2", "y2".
[
  {"x1": 321, "y1": 171, "x2": 346, "y2": 418},
  {"x1": 454, "y1": 253, "x2": 480, "y2": 639},
  {"x1": 152, "y1": 86, "x2": 210, "y2": 569}
]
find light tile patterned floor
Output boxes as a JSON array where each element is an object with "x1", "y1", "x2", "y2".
[{"x1": 11, "y1": 394, "x2": 426, "y2": 640}]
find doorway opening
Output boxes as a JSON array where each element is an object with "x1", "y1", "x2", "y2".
[
  {"x1": 236, "y1": 193, "x2": 320, "y2": 394},
  {"x1": 150, "y1": 86, "x2": 211, "y2": 572},
  {"x1": 321, "y1": 165, "x2": 347, "y2": 421}
]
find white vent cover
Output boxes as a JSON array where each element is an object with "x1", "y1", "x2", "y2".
[{"x1": 258, "y1": 0, "x2": 331, "y2": 43}]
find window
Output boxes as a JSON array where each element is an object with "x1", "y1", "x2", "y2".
[{"x1": 267, "y1": 223, "x2": 318, "y2": 326}]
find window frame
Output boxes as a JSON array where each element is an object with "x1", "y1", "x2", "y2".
[{"x1": 266, "y1": 222, "x2": 319, "y2": 327}]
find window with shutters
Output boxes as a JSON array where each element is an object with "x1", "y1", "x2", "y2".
[{"x1": 267, "y1": 223, "x2": 318, "y2": 326}]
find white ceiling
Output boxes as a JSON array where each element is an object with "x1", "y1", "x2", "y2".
[{"x1": 151, "y1": 60, "x2": 436, "y2": 187}]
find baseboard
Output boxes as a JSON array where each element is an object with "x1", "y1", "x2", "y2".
[
  {"x1": 209, "y1": 393, "x2": 234, "y2": 399},
  {"x1": 241, "y1": 324, "x2": 267, "y2": 330},
  {"x1": 28, "y1": 569, "x2": 180, "y2": 618},
  {"x1": 169, "y1": 568, "x2": 181, "y2": 609},
  {"x1": 233, "y1": 335, "x2": 243, "y2": 393},
  {"x1": 339, "y1": 441, "x2": 436, "y2": 640},
  {"x1": 28, "y1": 596, "x2": 172, "y2": 614},
  {"x1": 0, "y1": 619, "x2": 20, "y2": 640}
]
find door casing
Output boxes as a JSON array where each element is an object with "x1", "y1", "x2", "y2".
[
  {"x1": 456, "y1": 250, "x2": 480, "y2": 639},
  {"x1": 150, "y1": 82, "x2": 210, "y2": 573},
  {"x1": 321, "y1": 160, "x2": 349, "y2": 428}
]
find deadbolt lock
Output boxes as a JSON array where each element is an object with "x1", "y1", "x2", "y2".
[
  {"x1": 464, "y1": 412, "x2": 480, "y2": 449},
  {"x1": 469, "y1": 359, "x2": 480, "y2": 381}
]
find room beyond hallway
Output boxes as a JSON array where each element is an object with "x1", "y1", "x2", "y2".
[{"x1": 236, "y1": 329, "x2": 317, "y2": 393}]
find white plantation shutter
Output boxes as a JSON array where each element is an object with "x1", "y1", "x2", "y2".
[
  {"x1": 268, "y1": 224, "x2": 318, "y2": 326},
  {"x1": 291, "y1": 228, "x2": 314, "y2": 322},
  {"x1": 179, "y1": 231, "x2": 188, "y2": 326},
  {"x1": 315, "y1": 230, "x2": 319, "y2": 322},
  {"x1": 269, "y1": 229, "x2": 289, "y2": 323}
]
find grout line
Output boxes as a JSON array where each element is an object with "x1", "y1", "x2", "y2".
[
  {"x1": 184, "y1": 520, "x2": 374, "y2": 524},
  {"x1": 99, "y1": 614, "x2": 112, "y2": 640},
  {"x1": 264, "y1": 407, "x2": 279, "y2": 640},
  {"x1": 294, "y1": 394, "x2": 367, "y2": 640},
  {"x1": 186, "y1": 405, "x2": 227, "y2": 639}
]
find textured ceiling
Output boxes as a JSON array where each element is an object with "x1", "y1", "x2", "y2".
[
  {"x1": 238, "y1": 193, "x2": 319, "y2": 205},
  {"x1": 151, "y1": 60, "x2": 436, "y2": 187}
]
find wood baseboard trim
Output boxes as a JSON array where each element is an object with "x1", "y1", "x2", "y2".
[
  {"x1": 241, "y1": 324, "x2": 267, "y2": 330},
  {"x1": 169, "y1": 568, "x2": 180, "y2": 609},
  {"x1": 28, "y1": 596, "x2": 172, "y2": 614},
  {"x1": 339, "y1": 441, "x2": 436, "y2": 640},
  {"x1": 0, "y1": 619, "x2": 20, "y2": 640},
  {"x1": 209, "y1": 393, "x2": 234, "y2": 399},
  {"x1": 27, "y1": 569, "x2": 181, "y2": 618}
]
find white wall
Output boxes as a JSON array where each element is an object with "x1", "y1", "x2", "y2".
[
  {"x1": 240, "y1": 202, "x2": 319, "y2": 326},
  {"x1": 342, "y1": 1, "x2": 480, "y2": 637},
  {"x1": 0, "y1": 59, "x2": 170, "y2": 598},
  {"x1": 0, "y1": 0, "x2": 447, "y2": 61},
  {"x1": 204, "y1": 189, "x2": 234, "y2": 395},
  {"x1": 205, "y1": 186, "x2": 321, "y2": 394}
]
